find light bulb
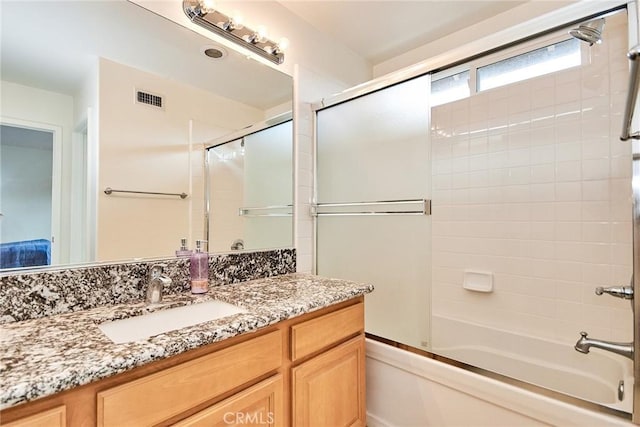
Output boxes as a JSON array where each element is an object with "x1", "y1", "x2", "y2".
[
  {"x1": 255, "y1": 25, "x2": 268, "y2": 43},
  {"x1": 230, "y1": 11, "x2": 245, "y2": 29},
  {"x1": 276, "y1": 37, "x2": 289, "y2": 52},
  {"x1": 200, "y1": 0, "x2": 215, "y2": 13}
]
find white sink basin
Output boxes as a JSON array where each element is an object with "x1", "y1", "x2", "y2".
[{"x1": 98, "y1": 300, "x2": 246, "y2": 344}]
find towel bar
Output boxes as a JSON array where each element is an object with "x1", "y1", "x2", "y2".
[{"x1": 104, "y1": 187, "x2": 188, "y2": 199}]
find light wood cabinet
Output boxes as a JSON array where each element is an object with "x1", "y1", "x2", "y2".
[
  {"x1": 292, "y1": 334, "x2": 366, "y2": 427},
  {"x1": 174, "y1": 374, "x2": 283, "y2": 427},
  {"x1": 97, "y1": 330, "x2": 282, "y2": 427},
  {"x1": 1, "y1": 406, "x2": 66, "y2": 427},
  {"x1": 291, "y1": 303, "x2": 364, "y2": 362},
  {"x1": 0, "y1": 297, "x2": 365, "y2": 427}
]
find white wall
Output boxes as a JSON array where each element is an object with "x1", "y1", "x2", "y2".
[
  {"x1": 69, "y1": 59, "x2": 99, "y2": 263},
  {"x1": 97, "y1": 58, "x2": 264, "y2": 260},
  {"x1": 0, "y1": 80, "x2": 74, "y2": 263}
]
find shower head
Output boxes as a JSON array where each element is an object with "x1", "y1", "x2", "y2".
[{"x1": 569, "y1": 18, "x2": 605, "y2": 46}]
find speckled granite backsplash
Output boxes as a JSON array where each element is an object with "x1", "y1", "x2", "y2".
[{"x1": 0, "y1": 248, "x2": 295, "y2": 324}]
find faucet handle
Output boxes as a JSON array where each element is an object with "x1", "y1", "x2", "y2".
[
  {"x1": 149, "y1": 263, "x2": 168, "y2": 278},
  {"x1": 595, "y1": 286, "x2": 634, "y2": 300}
]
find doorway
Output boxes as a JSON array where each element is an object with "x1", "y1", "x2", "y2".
[{"x1": 0, "y1": 121, "x2": 61, "y2": 268}]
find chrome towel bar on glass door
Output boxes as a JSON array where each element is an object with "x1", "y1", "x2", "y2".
[
  {"x1": 104, "y1": 187, "x2": 188, "y2": 199},
  {"x1": 311, "y1": 199, "x2": 431, "y2": 216},
  {"x1": 621, "y1": 44, "x2": 640, "y2": 141},
  {"x1": 238, "y1": 205, "x2": 293, "y2": 217}
]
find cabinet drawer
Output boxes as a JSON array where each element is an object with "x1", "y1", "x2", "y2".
[
  {"x1": 174, "y1": 374, "x2": 283, "y2": 427},
  {"x1": 291, "y1": 302, "x2": 363, "y2": 362},
  {"x1": 97, "y1": 330, "x2": 282, "y2": 427},
  {"x1": 2, "y1": 406, "x2": 66, "y2": 427}
]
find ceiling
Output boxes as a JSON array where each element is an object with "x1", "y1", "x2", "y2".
[
  {"x1": 278, "y1": 0, "x2": 528, "y2": 65},
  {"x1": 2, "y1": 0, "x2": 540, "y2": 107},
  {"x1": 0, "y1": 1, "x2": 292, "y2": 110}
]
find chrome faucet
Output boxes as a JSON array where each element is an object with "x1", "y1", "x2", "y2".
[
  {"x1": 574, "y1": 331, "x2": 634, "y2": 360},
  {"x1": 146, "y1": 264, "x2": 172, "y2": 304}
]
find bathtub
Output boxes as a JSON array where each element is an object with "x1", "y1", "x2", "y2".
[
  {"x1": 366, "y1": 323, "x2": 635, "y2": 426},
  {"x1": 431, "y1": 316, "x2": 634, "y2": 413}
]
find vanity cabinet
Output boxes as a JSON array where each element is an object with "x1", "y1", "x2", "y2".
[{"x1": 0, "y1": 297, "x2": 365, "y2": 427}]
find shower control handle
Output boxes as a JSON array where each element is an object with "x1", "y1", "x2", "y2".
[{"x1": 595, "y1": 286, "x2": 634, "y2": 300}]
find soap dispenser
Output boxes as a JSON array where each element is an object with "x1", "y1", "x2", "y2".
[
  {"x1": 175, "y1": 238, "x2": 192, "y2": 258},
  {"x1": 190, "y1": 240, "x2": 209, "y2": 294}
]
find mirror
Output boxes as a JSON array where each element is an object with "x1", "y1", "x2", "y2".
[
  {"x1": 0, "y1": 0, "x2": 293, "y2": 272},
  {"x1": 206, "y1": 117, "x2": 293, "y2": 253}
]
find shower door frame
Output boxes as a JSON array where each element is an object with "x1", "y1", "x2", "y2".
[
  {"x1": 633, "y1": 136, "x2": 640, "y2": 424},
  {"x1": 620, "y1": 1, "x2": 640, "y2": 423},
  {"x1": 311, "y1": 0, "x2": 638, "y2": 422}
]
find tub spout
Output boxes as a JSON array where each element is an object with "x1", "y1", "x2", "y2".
[{"x1": 574, "y1": 331, "x2": 633, "y2": 360}]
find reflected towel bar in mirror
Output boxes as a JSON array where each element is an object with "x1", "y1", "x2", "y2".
[
  {"x1": 238, "y1": 205, "x2": 293, "y2": 217},
  {"x1": 104, "y1": 187, "x2": 188, "y2": 199}
]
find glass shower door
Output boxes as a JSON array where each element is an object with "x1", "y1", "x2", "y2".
[{"x1": 315, "y1": 76, "x2": 432, "y2": 349}]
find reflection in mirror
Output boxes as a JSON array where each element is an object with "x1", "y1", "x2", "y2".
[
  {"x1": 0, "y1": 0, "x2": 293, "y2": 272},
  {"x1": 206, "y1": 118, "x2": 293, "y2": 253}
]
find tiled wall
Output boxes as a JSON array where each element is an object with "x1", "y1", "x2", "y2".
[
  {"x1": 430, "y1": 12, "x2": 633, "y2": 343},
  {"x1": 207, "y1": 141, "x2": 245, "y2": 253},
  {"x1": 294, "y1": 64, "x2": 353, "y2": 273}
]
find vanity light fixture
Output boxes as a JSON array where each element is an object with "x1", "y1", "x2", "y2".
[{"x1": 183, "y1": 0, "x2": 287, "y2": 65}]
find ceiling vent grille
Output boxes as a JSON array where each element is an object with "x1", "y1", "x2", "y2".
[{"x1": 136, "y1": 90, "x2": 164, "y2": 109}]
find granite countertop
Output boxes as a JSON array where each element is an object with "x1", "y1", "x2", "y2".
[{"x1": 0, "y1": 273, "x2": 373, "y2": 410}]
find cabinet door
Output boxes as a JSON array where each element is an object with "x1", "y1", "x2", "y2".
[
  {"x1": 97, "y1": 330, "x2": 282, "y2": 427},
  {"x1": 174, "y1": 375, "x2": 283, "y2": 427},
  {"x1": 292, "y1": 336, "x2": 366, "y2": 427},
  {"x1": 2, "y1": 406, "x2": 66, "y2": 427}
]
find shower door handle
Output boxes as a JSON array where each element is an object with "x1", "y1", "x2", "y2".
[
  {"x1": 621, "y1": 45, "x2": 640, "y2": 141},
  {"x1": 595, "y1": 284, "x2": 634, "y2": 300}
]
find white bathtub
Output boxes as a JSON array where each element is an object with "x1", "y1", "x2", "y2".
[
  {"x1": 366, "y1": 338, "x2": 634, "y2": 427},
  {"x1": 431, "y1": 316, "x2": 634, "y2": 412}
]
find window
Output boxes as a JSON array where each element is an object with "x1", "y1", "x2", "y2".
[
  {"x1": 431, "y1": 70, "x2": 470, "y2": 107},
  {"x1": 477, "y1": 38, "x2": 581, "y2": 92},
  {"x1": 430, "y1": 33, "x2": 583, "y2": 105}
]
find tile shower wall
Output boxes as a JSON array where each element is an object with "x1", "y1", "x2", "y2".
[
  {"x1": 430, "y1": 12, "x2": 633, "y2": 343},
  {"x1": 208, "y1": 141, "x2": 245, "y2": 253}
]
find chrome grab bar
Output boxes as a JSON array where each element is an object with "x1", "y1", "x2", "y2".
[
  {"x1": 311, "y1": 199, "x2": 431, "y2": 216},
  {"x1": 238, "y1": 204, "x2": 292, "y2": 217},
  {"x1": 620, "y1": 45, "x2": 640, "y2": 141},
  {"x1": 104, "y1": 187, "x2": 188, "y2": 199}
]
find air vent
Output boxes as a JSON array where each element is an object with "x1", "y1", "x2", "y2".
[{"x1": 135, "y1": 90, "x2": 164, "y2": 109}]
